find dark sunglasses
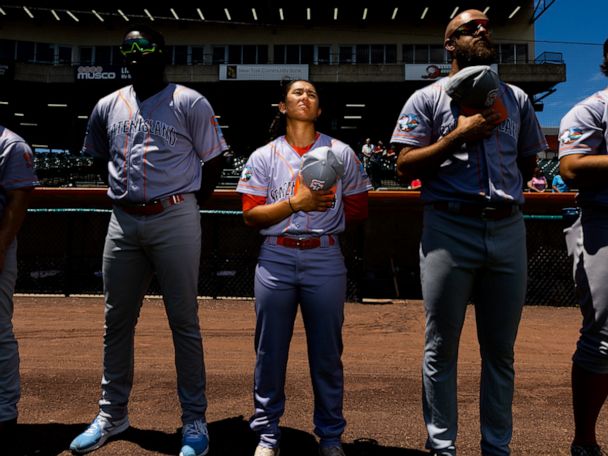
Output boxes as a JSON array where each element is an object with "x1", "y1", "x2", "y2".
[
  {"x1": 120, "y1": 38, "x2": 162, "y2": 57},
  {"x1": 452, "y1": 19, "x2": 491, "y2": 38}
]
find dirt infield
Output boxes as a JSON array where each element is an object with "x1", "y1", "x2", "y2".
[{"x1": 5, "y1": 296, "x2": 603, "y2": 455}]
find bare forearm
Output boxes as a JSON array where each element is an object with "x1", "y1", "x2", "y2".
[
  {"x1": 561, "y1": 154, "x2": 608, "y2": 187},
  {"x1": 244, "y1": 198, "x2": 295, "y2": 228},
  {"x1": 198, "y1": 154, "x2": 225, "y2": 204},
  {"x1": 396, "y1": 130, "x2": 465, "y2": 178}
]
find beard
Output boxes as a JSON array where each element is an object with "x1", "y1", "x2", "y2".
[{"x1": 453, "y1": 39, "x2": 496, "y2": 67}]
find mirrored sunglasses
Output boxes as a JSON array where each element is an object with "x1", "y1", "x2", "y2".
[
  {"x1": 452, "y1": 19, "x2": 491, "y2": 38},
  {"x1": 119, "y1": 38, "x2": 161, "y2": 56}
]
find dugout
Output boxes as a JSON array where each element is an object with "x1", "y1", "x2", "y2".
[{"x1": 18, "y1": 189, "x2": 578, "y2": 307}]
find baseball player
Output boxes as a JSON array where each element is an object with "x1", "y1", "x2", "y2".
[
  {"x1": 559, "y1": 38, "x2": 608, "y2": 456},
  {"x1": 236, "y1": 80, "x2": 371, "y2": 456},
  {"x1": 391, "y1": 10, "x2": 546, "y2": 456},
  {"x1": 69, "y1": 25, "x2": 227, "y2": 456},
  {"x1": 0, "y1": 126, "x2": 38, "y2": 449}
]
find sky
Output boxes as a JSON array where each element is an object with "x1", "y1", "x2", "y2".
[{"x1": 534, "y1": 0, "x2": 607, "y2": 127}]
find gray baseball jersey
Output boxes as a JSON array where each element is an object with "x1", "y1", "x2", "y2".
[
  {"x1": 0, "y1": 127, "x2": 39, "y2": 212},
  {"x1": 559, "y1": 89, "x2": 608, "y2": 206},
  {"x1": 82, "y1": 83, "x2": 227, "y2": 203},
  {"x1": 390, "y1": 78, "x2": 547, "y2": 204},
  {"x1": 236, "y1": 133, "x2": 371, "y2": 236},
  {"x1": 0, "y1": 125, "x2": 38, "y2": 423},
  {"x1": 560, "y1": 88, "x2": 608, "y2": 374}
]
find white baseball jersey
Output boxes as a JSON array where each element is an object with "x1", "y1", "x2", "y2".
[
  {"x1": 82, "y1": 83, "x2": 227, "y2": 203},
  {"x1": 391, "y1": 78, "x2": 547, "y2": 205},
  {"x1": 236, "y1": 133, "x2": 371, "y2": 236},
  {"x1": 0, "y1": 126, "x2": 39, "y2": 217},
  {"x1": 559, "y1": 88, "x2": 608, "y2": 206}
]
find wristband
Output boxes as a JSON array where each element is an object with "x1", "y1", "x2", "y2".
[{"x1": 288, "y1": 197, "x2": 296, "y2": 213}]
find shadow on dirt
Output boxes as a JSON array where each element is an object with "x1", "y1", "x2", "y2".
[{"x1": 5, "y1": 416, "x2": 428, "y2": 455}]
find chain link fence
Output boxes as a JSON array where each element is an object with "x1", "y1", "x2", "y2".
[{"x1": 15, "y1": 208, "x2": 576, "y2": 306}]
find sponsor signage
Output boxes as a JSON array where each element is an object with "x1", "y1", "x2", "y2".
[
  {"x1": 219, "y1": 64, "x2": 309, "y2": 81},
  {"x1": 405, "y1": 63, "x2": 498, "y2": 81},
  {"x1": 75, "y1": 65, "x2": 131, "y2": 81}
]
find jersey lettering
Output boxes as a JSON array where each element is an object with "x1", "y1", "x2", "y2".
[
  {"x1": 109, "y1": 119, "x2": 177, "y2": 146},
  {"x1": 269, "y1": 180, "x2": 296, "y2": 201}
]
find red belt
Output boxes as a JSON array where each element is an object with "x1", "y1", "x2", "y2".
[
  {"x1": 117, "y1": 194, "x2": 185, "y2": 216},
  {"x1": 432, "y1": 202, "x2": 518, "y2": 221},
  {"x1": 275, "y1": 235, "x2": 335, "y2": 250}
]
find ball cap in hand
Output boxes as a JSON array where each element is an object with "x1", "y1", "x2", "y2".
[
  {"x1": 300, "y1": 146, "x2": 345, "y2": 191},
  {"x1": 444, "y1": 65, "x2": 501, "y2": 109}
]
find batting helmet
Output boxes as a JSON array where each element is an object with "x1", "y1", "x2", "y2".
[{"x1": 300, "y1": 146, "x2": 344, "y2": 191}]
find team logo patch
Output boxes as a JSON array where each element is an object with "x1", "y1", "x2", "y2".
[
  {"x1": 398, "y1": 114, "x2": 420, "y2": 132},
  {"x1": 240, "y1": 165, "x2": 252, "y2": 182},
  {"x1": 559, "y1": 128, "x2": 583, "y2": 145},
  {"x1": 309, "y1": 179, "x2": 326, "y2": 191}
]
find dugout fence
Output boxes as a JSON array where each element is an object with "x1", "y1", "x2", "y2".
[{"x1": 16, "y1": 189, "x2": 577, "y2": 306}]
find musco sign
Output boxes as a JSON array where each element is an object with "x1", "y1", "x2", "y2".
[{"x1": 75, "y1": 66, "x2": 131, "y2": 81}]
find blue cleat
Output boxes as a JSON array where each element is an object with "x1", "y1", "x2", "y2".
[
  {"x1": 179, "y1": 419, "x2": 209, "y2": 456},
  {"x1": 69, "y1": 414, "x2": 129, "y2": 454}
]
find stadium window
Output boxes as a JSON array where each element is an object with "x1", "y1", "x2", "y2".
[
  {"x1": 257, "y1": 45, "x2": 269, "y2": 64},
  {"x1": 316, "y1": 46, "x2": 331, "y2": 64},
  {"x1": 58, "y1": 45, "x2": 71, "y2": 64},
  {"x1": 274, "y1": 45, "x2": 285, "y2": 64},
  {"x1": 0, "y1": 40, "x2": 15, "y2": 62},
  {"x1": 516, "y1": 44, "x2": 528, "y2": 64},
  {"x1": 370, "y1": 45, "x2": 385, "y2": 64},
  {"x1": 286, "y1": 45, "x2": 299, "y2": 64},
  {"x1": 16, "y1": 41, "x2": 35, "y2": 63},
  {"x1": 430, "y1": 45, "x2": 445, "y2": 63},
  {"x1": 95, "y1": 46, "x2": 112, "y2": 65},
  {"x1": 414, "y1": 45, "x2": 429, "y2": 63},
  {"x1": 402, "y1": 44, "x2": 414, "y2": 64},
  {"x1": 500, "y1": 44, "x2": 515, "y2": 63},
  {"x1": 212, "y1": 46, "x2": 227, "y2": 64},
  {"x1": 385, "y1": 45, "x2": 397, "y2": 63},
  {"x1": 79, "y1": 46, "x2": 93, "y2": 65},
  {"x1": 356, "y1": 45, "x2": 370, "y2": 64},
  {"x1": 242, "y1": 45, "x2": 257, "y2": 64},
  {"x1": 173, "y1": 45, "x2": 187, "y2": 65},
  {"x1": 228, "y1": 45, "x2": 241, "y2": 64},
  {"x1": 300, "y1": 45, "x2": 313, "y2": 64},
  {"x1": 190, "y1": 46, "x2": 205, "y2": 64},
  {"x1": 36, "y1": 43, "x2": 54, "y2": 64},
  {"x1": 339, "y1": 46, "x2": 354, "y2": 64}
]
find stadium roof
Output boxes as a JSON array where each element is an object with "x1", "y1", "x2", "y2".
[{"x1": 0, "y1": 1, "x2": 554, "y2": 27}]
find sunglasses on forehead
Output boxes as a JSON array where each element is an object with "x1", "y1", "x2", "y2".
[
  {"x1": 452, "y1": 19, "x2": 491, "y2": 38},
  {"x1": 119, "y1": 37, "x2": 162, "y2": 57}
]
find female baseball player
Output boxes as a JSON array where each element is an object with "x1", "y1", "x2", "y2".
[{"x1": 236, "y1": 80, "x2": 371, "y2": 456}]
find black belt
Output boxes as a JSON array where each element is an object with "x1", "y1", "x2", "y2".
[
  {"x1": 116, "y1": 194, "x2": 185, "y2": 216},
  {"x1": 432, "y1": 202, "x2": 518, "y2": 221}
]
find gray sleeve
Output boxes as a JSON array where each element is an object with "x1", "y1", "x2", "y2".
[
  {"x1": 390, "y1": 90, "x2": 433, "y2": 147},
  {"x1": 558, "y1": 97, "x2": 605, "y2": 158},
  {"x1": 517, "y1": 94, "x2": 548, "y2": 157},
  {"x1": 81, "y1": 103, "x2": 109, "y2": 159}
]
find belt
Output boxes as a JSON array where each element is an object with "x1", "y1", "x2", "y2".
[
  {"x1": 116, "y1": 194, "x2": 185, "y2": 216},
  {"x1": 268, "y1": 235, "x2": 336, "y2": 250},
  {"x1": 432, "y1": 201, "x2": 518, "y2": 221}
]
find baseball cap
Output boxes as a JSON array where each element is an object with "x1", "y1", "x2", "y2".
[
  {"x1": 444, "y1": 9, "x2": 489, "y2": 43},
  {"x1": 445, "y1": 65, "x2": 507, "y2": 122},
  {"x1": 445, "y1": 65, "x2": 500, "y2": 108},
  {"x1": 300, "y1": 146, "x2": 345, "y2": 191}
]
